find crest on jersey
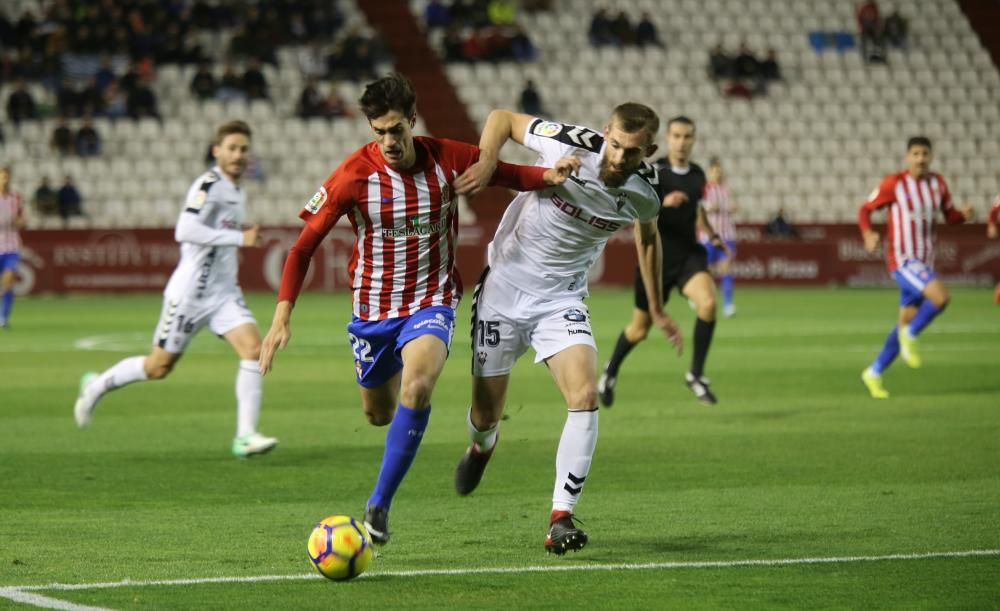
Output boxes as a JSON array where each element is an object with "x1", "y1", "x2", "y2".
[
  {"x1": 615, "y1": 192, "x2": 627, "y2": 210},
  {"x1": 305, "y1": 186, "x2": 328, "y2": 214},
  {"x1": 186, "y1": 189, "x2": 207, "y2": 211},
  {"x1": 533, "y1": 121, "x2": 563, "y2": 138},
  {"x1": 441, "y1": 183, "x2": 452, "y2": 206}
]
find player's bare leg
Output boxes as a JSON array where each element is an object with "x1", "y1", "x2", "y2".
[
  {"x1": 455, "y1": 374, "x2": 509, "y2": 496},
  {"x1": 74, "y1": 347, "x2": 180, "y2": 428},
  {"x1": 681, "y1": 271, "x2": 718, "y2": 404},
  {"x1": 0, "y1": 268, "x2": 15, "y2": 328},
  {"x1": 717, "y1": 256, "x2": 736, "y2": 317},
  {"x1": 224, "y1": 323, "x2": 277, "y2": 457},
  {"x1": 366, "y1": 334, "x2": 448, "y2": 544},
  {"x1": 543, "y1": 345, "x2": 598, "y2": 554},
  {"x1": 598, "y1": 307, "x2": 651, "y2": 407},
  {"x1": 359, "y1": 372, "x2": 401, "y2": 426},
  {"x1": 898, "y1": 279, "x2": 949, "y2": 368}
]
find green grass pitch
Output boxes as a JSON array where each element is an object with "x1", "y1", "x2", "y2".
[{"x1": 1, "y1": 287, "x2": 998, "y2": 609}]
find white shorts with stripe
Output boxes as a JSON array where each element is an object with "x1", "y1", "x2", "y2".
[
  {"x1": 471, "y1": 268, "x2": 597, "y2": 377},
  {"x1": 153, "y1": 291, "x2": 256, "y2": 354}
]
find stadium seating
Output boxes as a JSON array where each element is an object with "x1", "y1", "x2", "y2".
[{"x1": 0, "y1": 0, "x2": 997, "y2": 227}]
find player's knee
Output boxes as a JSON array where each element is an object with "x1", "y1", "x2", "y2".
[
  {"x1": 567, "y1": 385, "x2": 599, "y2": 410},
  {"x1": 399, "y1": 375, "x2": 435, "y2": 408},
  {"x1": 145, "y1": 362, "x2": 173, "y2": 380},
  {"x1": 364, "y1": 407, "x2": 393, "y2": 427},
  {"x1": 697, "y1": 295, "x2": 717, "y2": 320},
  {"x1": 627, "y1": 321, "x2": 650, "y2": 342}
]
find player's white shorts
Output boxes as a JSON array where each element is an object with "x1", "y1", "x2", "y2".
[
  {"x1": 471, "y1": 268, "x2": 597, "y2": 377},
  {"x1": 153, "y1": 292, "x2": 256, "y2": 353}
]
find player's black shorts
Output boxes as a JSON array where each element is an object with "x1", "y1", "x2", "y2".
[{"x1": 633, "y1": 246, "x2": 708, "y2": 310}]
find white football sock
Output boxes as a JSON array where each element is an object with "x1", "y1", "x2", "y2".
[
  {"x1": 236, "y1": 359, "x2": 262, "y2": 438},
  {"x1": 552, "y1": 409, "x2": 598, "y2": 513},
  {"x1": 90, "y1": 356, "x2": 148, "y2": 399},
  {"x1": 467, "y1": 407, "x2": 498, "y2": 451}
]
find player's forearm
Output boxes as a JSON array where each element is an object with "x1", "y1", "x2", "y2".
[
  {"x1": 174, "y1": 213, "x2": 243, "y2": 246},
  {"x1": 270, "y1": 300, "x2": 294, "y2": 326},
  {"x1": 477, "y1": 109, "x2": 515, "y2": 162},
  {"x1": 858, "y1": 206, "x2": 874, "y2": 234},
  {"x1": 276, "y1": 224, "x2": 324, "y2": 304},
  {"x1": 944, "y1": 207, "x2": 966, "y2": 225},
  {"x1": 490, "y1": 161, "x2": 547, "y2": 191},
  {"x1": 634, "y1": 223, "x2": 664, "y2": 311}
]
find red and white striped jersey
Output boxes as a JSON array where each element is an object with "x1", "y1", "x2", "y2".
[
  {"x1": 989, "y1": 194, "x2": 1000, "y2": 225},
  {"x1": 0, "y1": 190, "x2": 24, "y2": 253},
  {"x1": 699, "y1": 182, "x2": 736, "y2": 242},
  {"x1": 858, "y1": 171, "x2": 965, "y2": 272},
  {"x1": 300, "y1": 137, "x2": 479, "y2": 321}
]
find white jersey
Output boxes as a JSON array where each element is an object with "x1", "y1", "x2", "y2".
[
  {"x1": 164, "y1": 167, "x2": 246, "y2": 301},
  {"x1": 487, "y1": 118, "x2": 661, "y2": 298}
]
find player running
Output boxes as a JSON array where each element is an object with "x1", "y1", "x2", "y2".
[
  {"x1": 599, "y1": 116, "x2": 727, "y2": 407},
  {"x1": 257, "y1": 73, "x2": 578, "y2": 546},
  {"x1": 700, "y1": 157, "x2": 738, "y2": 317},
  {"x1": 859, "y1": 136, "x2": 973, "y2": 399},
  {"x1": 0, "y1": 166, "x2": 25, "y2": 329},
  {"x1": 73, "y1": 120, "x2": 278, "y2": 458},
  {"x1": 450, "y1": 104, "x2": 682, "y2": 555}
]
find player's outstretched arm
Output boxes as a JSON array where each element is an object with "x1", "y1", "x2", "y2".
[
  {"x1": 455, "y1": 109, "x2": 537, "y2": 197},
  {"x1": 260, "y1": 301, "x2": 292, "y2": 375},
  {"x1": 634, "y1": 220, "x2": 683, "y2": 355}
]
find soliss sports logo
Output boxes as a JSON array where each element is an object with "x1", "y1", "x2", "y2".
[{"x1": 550, "y1": 194, "x2": 620, "y2": 232}]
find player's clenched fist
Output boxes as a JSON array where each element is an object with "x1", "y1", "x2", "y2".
[
  {"x1": 543, "y1": 156, "x2": 581, "y2": 186},
  {"x1": 242, "y1": 224, "x2": 261, "y2": 247}
]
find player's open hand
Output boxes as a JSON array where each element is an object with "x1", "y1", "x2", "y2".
[
  {"x1": 454, "y1": 157, "x2": 498, "y2": 197},
  {"x1": 662, "y1": 191, "x2": 688, "y2": 208},
  {"x1": 242, "y1": 224, "x2": 261, "y2": 247},
  {"x1": 652, "y1": 310, "x2": 683, "y2": 355},
  {"x1": 862, "y1": 229, "x2": 880, "y2": 253},
  {"x1": 988, "y1": 223, "x2": 997, "y2": 239},
  {"x1": 959, "y1": 202, "x2": 975, "y2": 221},
  {"x1": 543, "y1": 156, "x2": 581, "y2": 186},
  {"x1": 259, "y1": 322, "x2": 291, "y2": 375}
]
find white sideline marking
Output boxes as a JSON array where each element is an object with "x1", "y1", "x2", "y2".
[
  {"x1": 4, "y1": 549, "x2": 997, "y2": 601},
  {"x1": 0, "y1": 588, "x2": 110, "y2": 611}
]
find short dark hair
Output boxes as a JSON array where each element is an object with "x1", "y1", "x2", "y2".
[
  {"x1": 667, "y1": 116, "x2": 695, "y2": 133},
  {"x1": 214, "y1": 120, "x2": 251, "y2": 146},
  {"x1": 610, "y1": 102, "x2": 660, "y2": 143},
  {"x1": 907, "y1": 136, "x2": 932, "y2": 150},
  {"x1": 360, "y1": 73, "x2": 417, "y2": 120}
]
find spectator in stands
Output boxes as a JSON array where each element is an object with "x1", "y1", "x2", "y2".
[
  {"x1": 190, "y1": 63, "x2": 218, "y2": 100},
  {"x1": 297, "y1": 79, "x2": 326, "y2": 119},
  {"x1": 94, "y1": 56, "x2": 117, "y2": 95},
  {"x1": 488, "y1": 0, "x2": 517, "y2": 26},
  {"x1": 217, "y1": 64, "x2": 244, "y2": 102},
  {"x1": 883, "y1": 9, "x2": 908, "y2": 50},
  {"x1": 636, "y1": 12, "x2": 662, "y2": 48},
  {"x1": 57, "y1": 175, "x2": 83, "y2": 225},
  {"x1": 733, "y1": 42, "x2": 760, "y2": 80},
  {"x1": 510, "y1": 25, "x2": 536, "y2": 62},
  {"x1": 766, "y1": 208, "x2": 798, "y2": 240},
  {"x1": 709, "y1": 43, "x2": 732, "y2": 79},
  {"x1": 324, "y1": 83, "x2": 351, "y2": 118},
  {"x1": 78, "y1": 76, "x2": 104, "y2": 117},
  {"x1": 297, "y1": 41, "x2": 328, "y2": 80},
  {"x1": 56, "y1": 78, "x2": 83, "y2": 118},
  {"x1": 857, "y1": 0, "x2": 886, "y2": 63},
  {"x1": 518, "y1": 79, "x2": 547, "y2": 117},
  {"x1": 761, "y1": 49, "x2": 782, "y2": 80},
  {"x1": 101, "y1": 81, "x2": 128, "y2": 119},
  {"x1": 127, "y1": 81, "x2": 161, "y2": 120},
  {"x1": 118, "y1": 61, "x2": 141, "y2": 94},
  {"x1": 611, "y1": 11, "x2": 635, "y2": 46},
  {"x1": 33, "y1": 177, "x2": 59, "y2": 217},
  {"x1": 76, "y1": 118, "x2": 101, "y2": 157},
  {"x1": 242, "y1": 60, "x2": 269, "y2": 100},
  {"x1": 443, "y1": 25, "x2": 468, "y2": 62},
  {"x1": 589, "y1": 8, "x2": 615, "y2": 47},
  {"x1": 7, "y1": 80, "x2": 37, "y2": 124},
  {"x1": 425, "y1": 0, "x2": 451, "y2": 29},
  {"x1": 50, "y1": 119, "x2": 75, "y2": 156}
]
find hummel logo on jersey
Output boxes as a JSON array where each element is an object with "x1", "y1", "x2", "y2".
[
  {"x1": 550, "y1": 194, "x2": 620, "y2": 232},
  {"x1": 380, "y1": 196, "x2": 397, "y2": 203}
]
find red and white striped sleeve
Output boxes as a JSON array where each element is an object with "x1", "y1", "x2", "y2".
[{"x1": 858, "y1": 174, "x2": 897, "y2": 234}]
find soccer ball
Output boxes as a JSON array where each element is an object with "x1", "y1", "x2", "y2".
[{"x1": 307, "y1": 515, "x2": 374, "y2": 581}]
